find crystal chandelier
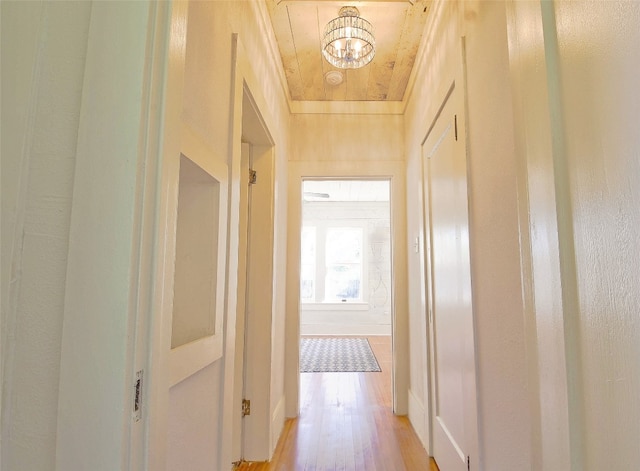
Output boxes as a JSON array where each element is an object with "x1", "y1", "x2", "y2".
[{"x1": 321, "y1": 6, "x2": 375, "y2": 69}]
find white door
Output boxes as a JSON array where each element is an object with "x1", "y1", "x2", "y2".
[{"x1": 423, "y1": 86, "x2": 478, "y2": 471}]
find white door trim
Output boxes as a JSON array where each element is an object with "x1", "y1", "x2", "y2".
[
  {"x1": 221, "y1": 34, "x2": 280, "y2": 469},
  {"x1": 285, "y1": 160, "x2": 409, "y2": 417}
]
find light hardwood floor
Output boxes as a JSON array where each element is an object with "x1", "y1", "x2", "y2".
[{"x1": 238, "y1": 336, "x2": 438, "y2": 470}]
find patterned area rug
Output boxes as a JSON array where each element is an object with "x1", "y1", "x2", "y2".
[{"x1": 300, "y1": 337, "x2": 382, "y2": 373}]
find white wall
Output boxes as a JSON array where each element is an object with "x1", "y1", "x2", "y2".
[
  {"x1": 2, "y1": 1, "x2": 87, "y2": 466},
  {"x1": 166, "y1": 1, "x2": 290, "y2": 469},
  {"x1": 462, "y1": 2, "x2": 532, "y2": 469},
  {"x1": 164, "y1": 4, "x2": 227, "y2": 467},
  {"x1": 167, "y1": 363, "x2": 223, "y2": 470},
  {"x1": 1, "y1": 1, "x2": 290, "y2": 470},
  {"x1": 301, "y1": 201, "x2": 392, "y2": 336},
  {"x1": 404, "y1": 146, "x2": 430, "y2": 449},
  {"x1": 56, "y1": 2, "x2": 167, "y2": 469},
  {"x1": 290, "y1": 113, "x2": 404, "y2": 164},
  {"x1": 2, "y1": 2, "x2": 96, "y2": 469},
  {"x1": 403, "y1": 0, "x2": 461, "y2": 452},
  {"x1": 404, "y1": 0, "x2": 532, "y2": 467},
  {"x1": 506, "y1": 2, "x2": 572, "y2": 468},
  {"x1": 508, "y1": 1, "x2": 640, "y2": 469},
  {"x1": 405, "y1": 0, "x2": 640, "y2": 469},
  {"x1": 3, "y1": 3, "x2": 194, "y2": 468},
  {"x1": 554, "y1": 4, "x2": 640, "y2": 467}
]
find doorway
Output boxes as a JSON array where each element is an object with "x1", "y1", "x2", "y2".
[
  {"x1": 285, "y1": 162, "x2": 409, "y2": 419},
  {"x1": 299, "y1": 179, "x2": 393, "y2": 420},
  {"x1": 231, "y1": 87, "x2": 276, "y2": 464}
]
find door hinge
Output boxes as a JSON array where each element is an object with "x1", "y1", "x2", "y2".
[
  {"x1": 454, "y1": 114, "x2": 458, "y2": 141},
  {"x1": 133, "y1": 370, "x2": 143, "y2": 422},
  {"x1": 242, "y1": 399, "x2": 251, "y2": 417},
  {"x1": 249, "y1": 169, "x2": 257, "y2": 185},
  {"x1": 467, "y1": 455, "x2": 470, "y2": 470}
]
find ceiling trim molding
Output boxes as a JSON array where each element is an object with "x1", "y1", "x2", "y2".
[
  {"x1": 400, "y1": 0, "x2": 442, "y2": 111},
  {"x1": 251, "y1": 0, "x2": 295, "y2": 113},
  {"x1": 289, "y1": 100, "x2": 405, "y2": 115}
]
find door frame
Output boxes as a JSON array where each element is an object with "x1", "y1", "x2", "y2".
[
  {"x1": 285, "y1": 160, "x2": 409, "y2": 417},
  {"x1": 240, "y1": 138, "x2": 276, "y2": 461},
  {"x1": 222, "y1": 35, "x2": 278, "y2": 468},
  {"x1": 420, "y1": 36, "x2": 480, "y2": 469}
]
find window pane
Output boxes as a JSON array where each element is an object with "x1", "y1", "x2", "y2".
[
  {"x1": 325, "y1": 228, "x2": 362, "y2": 301},
  {"x1": 300, "y1": 263, "x2": 315, "y2": 301},
  {"x1": 300, "y1": 227, "x2": 316, "y2": 301},
  {"x1": 326, "y1": 228, "x2": 362, "y2": 263},
  {"x1": 325, "y1": 264, "x2": 361, "y2": 301}
]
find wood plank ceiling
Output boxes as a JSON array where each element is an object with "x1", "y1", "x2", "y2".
[{"x1": 266, "y1": 0, "x2": 431, "y2": 102}]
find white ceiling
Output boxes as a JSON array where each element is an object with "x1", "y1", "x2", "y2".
[
  {"x1": 303, "y1": 180, "x2": 390, "y2": 201},
  {"x1": 267, "y1": 0, "x2": 431, "y2": 102}
]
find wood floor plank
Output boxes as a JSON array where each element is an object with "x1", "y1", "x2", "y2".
[{"x1": 238, "y1": 336, "x2": 438, "y2": 471}]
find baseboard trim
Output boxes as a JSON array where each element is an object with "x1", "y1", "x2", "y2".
[
  {"x1": 300, "y1": 324, "x2": 391, "y2": 336},
  {"x1": 408, "y1": 388, "x2": 430, "y2": 453},
  {"x1": 270, "y1": 395, "x2": 286, "y2": 456}
]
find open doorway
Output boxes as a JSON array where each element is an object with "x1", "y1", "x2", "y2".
[
  {"x1": 230, "y1": 86, "x2": 276, "y2": 465},
  {"x1": 290, "y1": 179, "x2": 396, "y2": 465},
  {"x1": 298, "y1": 179, "x2": 393, "y2": 400},
  {"x1": 285, "y1": 161, "x2": 408, "y2": 423}
]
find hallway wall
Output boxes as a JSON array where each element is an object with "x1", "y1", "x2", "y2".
[
  {"x1": 404, "y1": 0, "x2": 640, "y2": 469},
  {"x1": 2, "y1": 1, "x2": 290, "y2": 470},
  {"x1": 404, "y1": 0, "x2": 531, "y2": 468},
  {"x1": 403, "y1": 0, "x2": 462, "y2": 452},
  {"x1": 553, "y1": 4, "x2": 640, "y2": 466},
  {"x1": 462, "y1": 2, "x2": 532, "y2": 469},
  {"x1": 508, "y1": 1, "x2": 640, "y2": 469},
  {"x1": 1, "y1": 2, "x2": 92, "y2": 468},
  {"x1": 166, "y1": 1, "x2": 290, "y2": 470},
  {"x1": 2, "y1": 2, "x2": 151, "y2": 469},
  {"x1": 290, "y1": 113, "x2": 403, "y2": 163}
]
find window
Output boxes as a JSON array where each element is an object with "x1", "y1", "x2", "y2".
[
  {"x1": 301, "y1": 223, "x2": 365, "y2": 303},
  {"x1": 300, "y1": 226, "x2": 316, "y2": 302},
  {"x1": 324, "y1": 227, "x2": 362, "y2": 302}
]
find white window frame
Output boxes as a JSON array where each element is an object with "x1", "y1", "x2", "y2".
[{"x1": 300, "y1": 219, "x2": 368, "y2": 307}]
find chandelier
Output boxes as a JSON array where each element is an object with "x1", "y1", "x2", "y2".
[{"x1": 321, "y1": 6, "x2": 375, "y2": 69}]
